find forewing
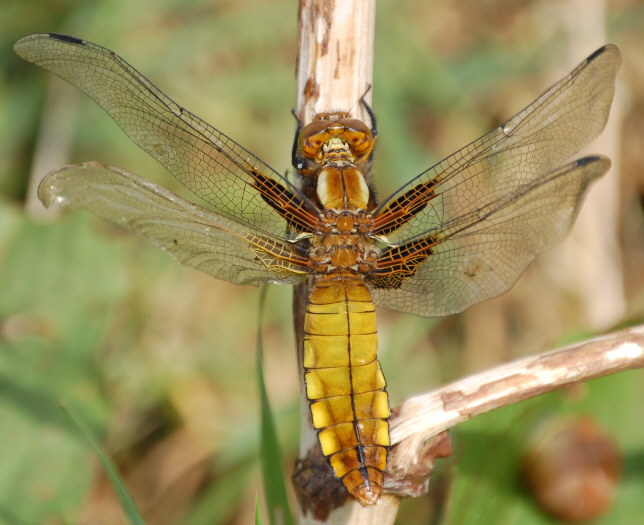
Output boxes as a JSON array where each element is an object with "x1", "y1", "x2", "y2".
[
  {"x1": 372, "y1": 45, "x2": 621, "y2": 246},
  {"x1": 15, "y1": 33, "x2": 316, "y2": 238},
  {"x1": 369, "y1": 156, "x2": 609, "y2": 316},
  {"x1": 38, "y1": 162, "x2": 309, "y2": 286}
]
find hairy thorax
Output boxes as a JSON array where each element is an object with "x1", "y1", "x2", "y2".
[
  {"x1": 296, "y1": 112, "x2": 381, "y2": 276},
  {"x1": 309, "y1": 211, "x2": 379, "y2": 275},
  {"x1": 309, "y1": 157, "x2": 380, "y2": 274}
]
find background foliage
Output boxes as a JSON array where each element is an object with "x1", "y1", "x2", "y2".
[{"x1": 1, "y1": 0, "x2": 644, "y2": 523}]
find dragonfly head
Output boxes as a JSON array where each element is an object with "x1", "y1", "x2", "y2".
[{"x1": 299, "y1": 112, "x2": 375, "y2": 165}]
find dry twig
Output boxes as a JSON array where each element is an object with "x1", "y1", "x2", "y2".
[{"x1": 390, "y1": 325, "x2": 644, "y2": 474}]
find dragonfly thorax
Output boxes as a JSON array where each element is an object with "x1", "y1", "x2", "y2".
[
  {"x1": 309, "y1": 229, "x2": 379, "y2": 274},
  {"x1": 316, "y1": 165, "x2": 370, "y2": 212},
  {"x1": 308, "y1": 210, "x2": 379, "y2": 274}
]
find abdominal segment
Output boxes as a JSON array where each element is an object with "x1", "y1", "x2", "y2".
[{"x1": 303, "y1": 275, "x2": 390, "y2": 506}]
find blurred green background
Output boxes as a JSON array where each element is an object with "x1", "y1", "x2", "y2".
[{"x1": 1, "y1": 0, "x2": 644, "y2": 523}]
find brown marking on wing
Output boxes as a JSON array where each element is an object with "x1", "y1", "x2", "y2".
[
  {"x1": 250, "y1": 168, "x2": 321, "y2": 233},
  {"x1": 368, "y1": 236, "x2": 438, "y2": 289},
  {"x1": 371, "y1": 178, "x2": 440, "y2": 236}
]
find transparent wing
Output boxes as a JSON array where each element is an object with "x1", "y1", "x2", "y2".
[
  {"x1": 15, "y1": 33, "x2": 318, "y2": 238},
  {"x1": 38, "y1": 162, "x2": 310, "y2": 286},
  {"x1": 371, "y1": 45, "x2": 621, "y2": 245},
  {"x1": 368, "y1": 44, "x2": 621, "y2": 317},
  {"x1": 369, "y1": 156, "x2": 610, "y2": 316}
]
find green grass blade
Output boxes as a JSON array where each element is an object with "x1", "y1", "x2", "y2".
[
  {"x1": 59, "y1": 401, "x2": 146, "y2": 525},
  {"x1": 256, "y1": 492, "x2": 264, "y2": 525},
  {"x1": 256, "y1": 285, "x2": 294, "y2": 525}
]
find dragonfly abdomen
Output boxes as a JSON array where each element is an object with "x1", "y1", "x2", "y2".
[{"x1": 303, "y1": 274, "x2": 390, "y2": 506}]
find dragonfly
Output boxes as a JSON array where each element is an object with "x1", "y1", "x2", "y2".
[{"x1": 15, "y1": 33, "x2": 621, "y2": 506}]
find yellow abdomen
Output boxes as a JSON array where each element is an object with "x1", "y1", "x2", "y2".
[{"x1": 303, "y1": 274, "x2": 390, "y2": 506}]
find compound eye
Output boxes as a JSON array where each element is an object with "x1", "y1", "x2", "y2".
[
  {"x1": 338, "y1": 118, "x2": 373, "y2": 155},
  {"x1": 299, "y1": 120, "x2": 333, "y2": 158},
  {"x1": 301, "y1": 132, "x2": 329, "y2": 158}
]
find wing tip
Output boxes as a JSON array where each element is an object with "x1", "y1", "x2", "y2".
[
  {"x1": 36, "y1": 166, "x2": 69, "y2": 209},
  {"x1": 13, "y1": 34, "x2": 35, "y2": 57},
  {"x1": 587, "y1": 44, "x2": 622, "y2": 70},
  {"x1": 575, "y1": 154, "x2": 611, "y2": 173},
  {"x1": 14, "y1": 32, "x2": 85, "y2": 59},
  {"x1": 36, "y1": 162, "x2": 103, "y2": 209}
]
